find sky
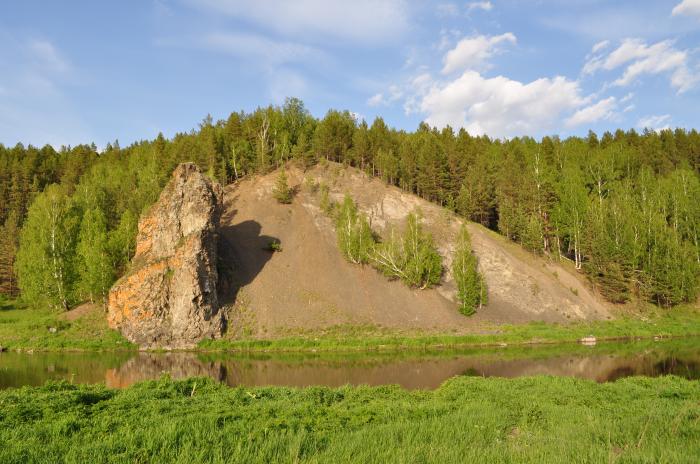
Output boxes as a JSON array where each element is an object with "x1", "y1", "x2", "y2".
[{"x1": 1, "y1": 0, "x2": 699, "y2": 148}]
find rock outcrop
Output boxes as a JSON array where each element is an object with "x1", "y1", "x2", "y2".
[{"x1": 107, "y1": 163, "x2": 225, "y2": 349}]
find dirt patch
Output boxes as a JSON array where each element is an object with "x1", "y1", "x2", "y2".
[
  {"x1": 62, "y1": 303, "x2": 101, "y2": 322},
  {"x1": 217, "y1": 162, "x2": 613, "y2": 338}
]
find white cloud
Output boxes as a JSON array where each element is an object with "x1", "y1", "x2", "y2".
[
  {"x1": 436, "y1": 3, "x2": 459, "y2": 17},
  {"x1": 367, "y1": 93, "x2": 385, "y2": 106},
  {"x1": 620, "y1": 92, "x2": 634, "y2": 103},
  {"x1": 565, "y1": 96, "x2": 617, "y2": 127},
  {"x1": 467, "y1": 1, "x2": 493, "y2": 12},
  {"x1": 367, "y1": 85, "x2": 403, "y2": 107},
  {"x1": 442, "y1": 33, "x2": 516, "y2": 74},
  {"x1": 185, "y1": 0, "x2": 410, "y2": 44},
  {"x1": 27, "y1": 39, "x2": 70, "y2": 74},
  {"x1": 672, "y1": 0, "x2": 700, "y2": 19},
  {"x1": 417, "y1": 70, "x2": 586, "y2": 137},
  {"x1": 200, "y1": 32, "x2": 324, "y2": 66},
  {"x1": 623, "y1": 104, "x2": 635, "y2": 113},
  {"x1": 637, "y1": 114, "x2": 671, "y2": 131},
  {"x1": 583, "y1": 38, "x2": 698, "y2": 93},
  {"x1": 591, "y1": 40, "x2": 610, "y2": 54}
]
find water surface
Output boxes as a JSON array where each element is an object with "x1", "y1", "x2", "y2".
[{"x1": 1, "y1": 339, "x2": 698, "y2": 390}]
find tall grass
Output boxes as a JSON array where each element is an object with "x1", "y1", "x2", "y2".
[{"x1": 0, "y1": 375, "x2": 698, "y2": 463}]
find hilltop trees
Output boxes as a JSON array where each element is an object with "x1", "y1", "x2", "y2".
[{"x1": 3, "y1": 99, "x2": 699, "y2": 309}]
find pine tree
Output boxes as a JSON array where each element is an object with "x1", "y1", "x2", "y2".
[
  {"x1": 272, "y1": 169, "x2": 292, "y2": 204},
  {"x1": 452, "y1": 225, "x2": 487, "y2": 315},
  {"x1": 0, "y1": 211, "x2": 20, "y2": 295}
]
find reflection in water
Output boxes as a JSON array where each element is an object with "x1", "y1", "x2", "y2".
[{"x1": 1, "y1": 340, "x2": 699, "y2": 390}]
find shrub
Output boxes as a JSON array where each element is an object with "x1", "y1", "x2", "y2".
[
  {"x1": 371, "y1": 213, "x2": 442, "y2": 289},
  {"x1": 319, "y1": 182, "x2": 335, "y2": 215},
  {"x1": 335, "y1": 195, "x2": 374, "y2": 264}
]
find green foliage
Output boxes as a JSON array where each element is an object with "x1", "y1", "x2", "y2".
[
  {"x1": 371, "y1": 213, "x2": 442, "y2": 289},
  {"x1": 16, "y1": 185, "x2": 81, "y2": 311},
  {"x1": 3, "y1": 101, "x2": 699, "y2": 308},
  {"x1": 272, "y1": 169, "x2": 292, "y2": 204},
  {"x1": 77, "y1": 208, "x2": 113, "y2": 305},
  {"x1": 265, "y1": 239, "x2": 282, "y2": 252},
  {"x1": 0, "y1": 304, "x2": 132, "y2": 351},
  {"x1": 1, "y1": 376, "x2": 699, "y2": 463},
  {"x1": 335, "y1": 196, "x2": 374, "y2": 264},
  {"x1": 452, "y1": 225, "x2": 487, "y2": 315},
  {"x1": 318, "y1": 182, "x2": 335, "y2": 215}
]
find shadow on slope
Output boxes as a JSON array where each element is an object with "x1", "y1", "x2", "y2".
[{"x1": 217, "y1": 213, "x2": 279, "y2": 306}]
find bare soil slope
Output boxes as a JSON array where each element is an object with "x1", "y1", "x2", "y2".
[{"x1": 218, "y1": 163, "x2": 611, "y2": 337}]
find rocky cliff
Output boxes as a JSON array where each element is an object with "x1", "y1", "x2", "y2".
[{"x1": 107, "y1": 163, "x2": 225, "y2": 349}]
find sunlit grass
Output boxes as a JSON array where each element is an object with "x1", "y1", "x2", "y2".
[{"x1": 0, "y1": 375, "x2": 698, "y2": 463}]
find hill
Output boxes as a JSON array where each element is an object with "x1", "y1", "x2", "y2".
[{"x1": 218, "y1": 162, "x2": 612, "y2": 338}]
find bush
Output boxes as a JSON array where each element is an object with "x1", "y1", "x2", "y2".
[
  {"x1": 371, "y1": 213, "x2": 442, "y2": 289},
  {"x1": 319, "y1": 182, "x2": 335, "y2": 215},
  {"x1": 335, "y1": 196, "x2": 374, "y2": 264},
  {"x1": 265, "y1": 240, "x2": 282, "y2": 252}
]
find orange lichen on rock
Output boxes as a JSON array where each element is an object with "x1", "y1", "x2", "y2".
[{"x1": 107, "y1": 163, "x2": 224, "y2": 349}]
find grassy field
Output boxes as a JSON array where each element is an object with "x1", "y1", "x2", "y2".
[
  {"x1": 201, "y1": 304, "x2": 700, "y2": 352},
  {"x1": 0, "y1": 299, "x2": 133, "y2": 351},
  {"x1": 1, "y1": 297, "x2": 699, "y2": 352},
  {"x1": 0, "y1": 375, "x2": 698, "y2": 463}
]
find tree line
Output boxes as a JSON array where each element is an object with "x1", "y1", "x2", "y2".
[{"x1": 1, "y1": 97, "x2": 698, "y2": 309}]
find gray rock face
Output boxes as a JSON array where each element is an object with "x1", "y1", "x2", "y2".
[{"x1": 107, "y1": 163, "x2": 225, "y2": 349}]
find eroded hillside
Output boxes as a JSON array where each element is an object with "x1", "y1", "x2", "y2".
[{"x1": 218, "y1": 162, "x2": 612, "y2": 338}]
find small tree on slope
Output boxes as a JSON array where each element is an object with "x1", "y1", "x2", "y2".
[
  {"x1": 335, "y1": 195, "x2": 374, "y2": 264},
  {"x1": 452, "y1": 225, "x2": 487, "y2": 315},
  {"x1": 273, "y1": 169, "x2": 292, "y2": 204}
]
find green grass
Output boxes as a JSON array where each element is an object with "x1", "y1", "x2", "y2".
[
  {"x1": 201, "y1": 305, "x2": 700, "y2": 352},
  {"x1": 0, "y1": 300, "x2": 133, "y2": 351},
  {"x1": 0, "y1": 375, "x2": 698, "y2": 463},
  {"x1": 2, "y1": 298, "x2": 699, "y2": 353}
]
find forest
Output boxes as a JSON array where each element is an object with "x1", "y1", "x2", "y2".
[{"x1": 1, "y1": 98, "x2": 698, "y2": 311}]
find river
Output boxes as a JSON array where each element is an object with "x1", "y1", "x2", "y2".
[{"x1": 1, "y1": 338, "x2": 698, "y2": 390}]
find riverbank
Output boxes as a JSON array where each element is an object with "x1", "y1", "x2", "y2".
[
  {"x1": 1, "y1": 375, "x2": 698, "y2": 463},
  {"x1": 1, "y1": 299, "x2": 699, "y2": 353}
]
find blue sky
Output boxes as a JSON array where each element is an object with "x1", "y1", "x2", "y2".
[{"x1": 1, "y1": 0, "x2": 699, "y2": 148}]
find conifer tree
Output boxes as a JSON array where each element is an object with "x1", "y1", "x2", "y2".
[
  {"x1": 0, "y1": 211, "x2": 20, "y2": 295},
  {"x1": 272, "y1": 169, "x2": 292, "y2": 204}
]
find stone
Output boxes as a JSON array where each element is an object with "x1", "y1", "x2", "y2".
[
  {"x1": 107, "y1": 163, "x2": 225, "y2": 349},
  {"x1": 579, "y1": 335, "x2": 597, "y2": 345}
]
